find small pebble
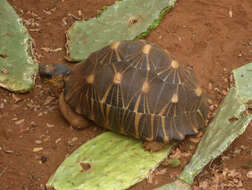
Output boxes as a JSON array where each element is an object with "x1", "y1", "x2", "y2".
[
  {"x1": 228, "y1": 8, "x2": 232, "y2": 18},
  {"x1": 55, "y1": 138, "x2": 61, "y2": 144},
  {"x1": 199, "y1": 181, "x2": 208, "y2": 189},
  {"x1": 43, "y1": 136, "x2": 50, "y2": 142},
  {"x1": 222, "y1": 89, "x2": 227, "y2": 95},
  {"x1": 209, "y1": 105, "x2": 215, "y2": 111},
  {"x1": 221, "y1": 155, "x2": 230, "y2": 160},
  {"x1": 240, "y1": 145, "x2": 246, "y2": 150},
  {"x1": 189, "y1": 137, "x2": 201, "y2": 143},
  {"x1": 0, "y1": 103, "x2": 4, "y2": 109},
  {"x1": 12, "y1": 94, "x2": 22, "y2": 103},
  {"x1": 40, "y1": 156, "x2": 47, "y2": 163},
  {"x1": 26, "y1": 103, "x2": 34, "y2": 109},
  {"x1": 208, "y1": 82, "x2": 213, "y2": 90},
  {"x1": 30, "y1": 121, "x2": 37, "y2": 127},
  {"x1": 72, "y1": 137, "x2": 78, "y2": 142},
  {"x1": 1, "y1": 68, "x2": 8, "y2": 74},
  {"x1": 46, "y1": 123, "x2": 55, "y2": 128},
  {"x1": 207, "y1": 98, "x2": 213, "y2": 104},
  {"x1": 15, "y1": 119, "x2": 25, "y2": 125},
  {"x1": 246, "y1": 171, "x2": 252, "y2": 178},
  {"x1": 233, "y1": 148, "x2": 241, "y2": 154},
  {"x1": 35, "y1": 140, "x2": 42, "y2": 144}
]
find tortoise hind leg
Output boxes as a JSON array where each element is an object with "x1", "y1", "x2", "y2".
[{"x1": 59, "y1": 93, "x2": 91, "y2": 129}]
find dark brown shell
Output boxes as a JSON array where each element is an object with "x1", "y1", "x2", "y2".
[{"x1": 63, "y1": 40, "x2": 208, "y2": 143}]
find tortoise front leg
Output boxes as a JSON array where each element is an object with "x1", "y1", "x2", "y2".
[{"x1": 59, "y1": 93, "x2": 91, "y2": 129}]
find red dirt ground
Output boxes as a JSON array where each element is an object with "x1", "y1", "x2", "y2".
[{"x1": 1, "y1": 0, "x2": 252, "y2": 189}]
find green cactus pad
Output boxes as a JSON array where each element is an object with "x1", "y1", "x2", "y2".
[
  {"x1": 66, "y1": 0, "x2": 176, "y2": 62},
  {"x1": 232, "y1": 62, "x2": 252, "y2": 104},
  {"x1": 178, "y1": 87, "x2": 252, "y2": 185},
  {"x1": 0, "y1": 0, "x2": 38, "y2": 92},
  {"x1": 155, "y1": 63, "x2": 252, "y2": 189},
  {"x1": 155, "y1": 179, "x2": 191, "y2": 190},
  {"x1": 47, "y1": 132, "x2": 171, "y2": 190}
]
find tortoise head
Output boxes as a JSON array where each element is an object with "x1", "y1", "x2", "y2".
[{"x1": 39, "y1": 63, "x2": 73, "y2": 79}]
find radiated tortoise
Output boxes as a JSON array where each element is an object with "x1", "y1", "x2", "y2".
[{"x1": 40, "y1": 40, "x2": 208, "y2": 143}]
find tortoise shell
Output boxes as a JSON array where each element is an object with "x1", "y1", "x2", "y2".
[{"x1": 62, "y1": 40, "x2": 208, "y2": 143}]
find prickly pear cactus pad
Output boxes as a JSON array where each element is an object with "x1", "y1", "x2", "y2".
[
  {"x1": 155, "y1": 179, "x2": 191, "y2": 190},
  {"x1": 154, "y1": 63, "x2": 252, "y2": 190},
  {"x1": 66, "y1": 0, "x2": 176, "y2": 62},
  {"x1": 47, "y1": 132, "x2": 171, "y2": 190},
  {"x1": 178, "y1": 87, "x2": 252, "y2": 185},
  {"x1": 0, "y1": 0, "x2": 38, "y2": 92},
  {"x1": 232, "y1": 62, "x2": 252, "y2": 104}
]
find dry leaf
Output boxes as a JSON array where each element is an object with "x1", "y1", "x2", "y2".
[
  {"x1": 43, "y1": 96, "x2": 55, "y2": 105},
  {"x1": 41, "y1": 47, "x2": 62, "y2": 53},
  {"x1": 33, "y1": 147, "x2": 43, "y2": 152}
]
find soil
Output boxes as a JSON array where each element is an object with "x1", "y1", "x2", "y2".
[{"x1": 1, "y1": 0, "x2": 252, "y2": 189}]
